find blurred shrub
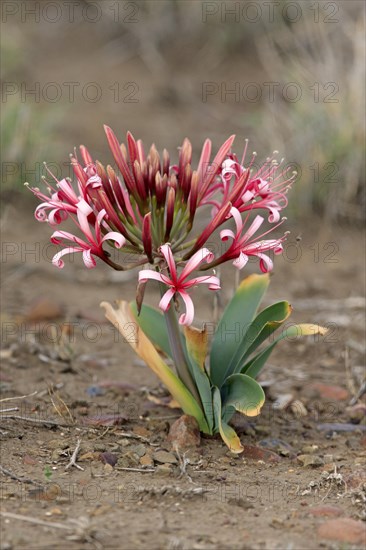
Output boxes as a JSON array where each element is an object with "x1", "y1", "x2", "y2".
[
  {"x1": 254, "y1": 1, "x2": 365, "y2": 222},
  {"x1": 1, "y1": 99, "x2": 65, "y2": 191}
]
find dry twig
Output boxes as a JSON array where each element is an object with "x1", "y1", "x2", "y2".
[
  {"x1": 65, "y1": 438, "x2": 84, "y2": 471},
  {"x1": 0, "y1": 465, "x2": 40, "y2": 485}
]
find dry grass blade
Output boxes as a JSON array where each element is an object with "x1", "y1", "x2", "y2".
[
  {"x1": 48, "y1": 386, "x2": 74, "y2": 423},
  {"x1": 0, "y1": 391, "x2": 38, "y2": 403}
]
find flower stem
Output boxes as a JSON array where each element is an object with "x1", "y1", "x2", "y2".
[{"x1": 161, "y1": 287, "x2": 201, "y2": 405}]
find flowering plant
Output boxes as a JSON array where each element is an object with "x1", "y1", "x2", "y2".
[{"x1": 28, "y1": 126, "x2": 326, "y2": 452}]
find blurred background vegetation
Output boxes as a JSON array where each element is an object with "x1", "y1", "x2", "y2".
[{"x1": 1, "y1": 0, "x2": 364, "y2": 223}]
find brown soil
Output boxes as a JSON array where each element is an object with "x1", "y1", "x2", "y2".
[{"x1": 0, "y1": 202, "x2": 365, "y2": 550}]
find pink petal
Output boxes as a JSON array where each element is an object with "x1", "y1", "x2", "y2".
[
  {"x1": 34, "y1": 204, "x2": 48, "y2": 222},
  {"x1": 229, "y1": 206, "x2": 243, "y2": 234},
  {"x1": 159, "y1": 244, "x2": 177, "y2": 281},
  {"x1": 180, "y1": 248, "x2": 214, "y2": 281},
  {"x1": 197, "y1": 138, "x2": 212, "y2": 183},
  {"x1": 184, "y1": 275, "x2": 221, "y2": 290},
  {"x1": 257, "y1": 253, "x2": 274, "y2": 273},
  {"x1": 48, "y1": 208, "x2": 69, "y2": 225},
  {"x1": 82, "y1": 249, "x2": 97, "y2": 269},
  {"x1": 138, "y1": 270, "x2": 171, "y2": 285},
  {"x1": 50, "y1": 230, "x2": 87, "y2": 248},
  {"x1": 242, "y1": 190, "x2": 255, "y2": 202},
  {"x1": 159, "y1": 288, "x2": 175, "y2": 312},
  {"x1": 233, "y1": 251, "x2": 249, "y2": 270},
  {"x1": 101, "y1": 231, "x2": 125, "y2": 249},
  {"x1": 178, "y1": 291, "x2": 195, "y2": 326},
  {"x1": 220, "y1": 229, "x2": 236, "y2": 242},
  {"x1": 76, "y1": 202, "x2": 95, "y2": 244},
  {"x1": 57, "y1": 178, "x2": 78, "y2": 203},
  {"x1": 267, "y1": 205, "x2": 281, "y2": 223},
  {"x1": 85, "y1": 175, "x2": 102, "y2": 190},
  {"x1": 52, "y1": 246, "x2": 83, "y2": 269},
  {"x1": 78, "y1": 198, "x2": 94, "y2": 216},
  {"x1": 240, "y1": 215, "x2": 264, "y2": 244}
]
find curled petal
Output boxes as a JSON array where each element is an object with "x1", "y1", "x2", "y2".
[
  {"x1": 222, "y1": 159, "x2": 242, "y2": 181},
  {"x1": 178, "y1": 291, "x2": 195, "y2": 326},
  {"x1": 101, "y1": 231, "x2": 125, "y2": 249},
  {"x1": 52, "y1": 246, "x2": 83, "y2": 269},
  {"x1": 257, "y1": 253, "x2": 274, "y2": 273},
  {"x1": 242, "y1": 190, "x2": 255, "y2": 203},
  {"x1": 34, "y1": 204, "x2": 48, "y2": 222},
  {"x1": 233, "y1": 252, "x2": 249, "y2": 270},
  {"x1": 82, "y1": 249, "x2": 97, "y2": 269},
  {"x1": 78, "y1": 198, "x2": 94, "y2": 216},
  {"x1": 48, "y1": 208, "x2": 68, "y2": 225},
  {"x1": 220, "y1": 228, "x2": 236, "y2": 242},
  {"x1": 158, "y1": 288, "x2": 175, "y2": 313},
  {"x1": 230, "y1": 206, "x2": 243, "y2": 229}
]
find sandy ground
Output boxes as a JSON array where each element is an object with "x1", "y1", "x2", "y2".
[{"x1": 0, "y1": 200, "x2": 365, "y2": 549}]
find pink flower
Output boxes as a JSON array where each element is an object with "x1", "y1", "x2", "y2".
[
  {"x1": 138, "y1": 244, "x2": 220, "y2": 325},
  {"x1": 51, "y1": 199, "x2": 125, "y2": 269},
  {"x1": 219, "y1": 143, "x2": 296, "y2": 223},
  {"x1": 27, "y1": 178, "x2": 82, "y2": 225},
  {"x1": 217, "y1": 207, "x2": 287, "y2": 273}
]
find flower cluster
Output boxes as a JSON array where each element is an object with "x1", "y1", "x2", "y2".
[{"x1": 28, "y1": 126, "x2": 295, "y2": 324}]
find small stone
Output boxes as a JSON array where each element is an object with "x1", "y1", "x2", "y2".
[
  {"x1": 290, "y1": 400, "x2": 308, "y2": 417},
  {"x1": 308, "y1": 505, "x2": 343, "y2": 518},
  {"x1": 311, "y1": 383, "x2": 349, "y2": 401},
  {"x1": 48, "y1": 439, "x2": 69, "y2": 450},
  {"x1": 103, "y1": 463, "x2": 114, "y2": 474},
  {"x1": 132, "y1": 426, "x2": 151, "y2": 438},
  {"x1": 23, "y1": 455, "x2": 37, "y2": 465},
  {"x1": 297, "y1": 454, "x2": 324, "y2": 467},
  {"x1": 346, "y1": 404, "x2": 366, "y2": 424},
  {"x1": 241, "y1": 445, "x2": 281, "y2": 463},
  {"x1": 167, "y1": 415, "x2": 201, "y2": 450},
  {"x1": 131, "y1": 444, "x2": 146, "y2": 458},
  {"x1": 153, "y1": 450, "x2": 178, "y2": 464},
  {"x1": 155, "y1": 464, "x2": 173, "y2": 476},
  {"x1": 94, "y1": 443, "x2": 107, "y2": 452},
  {"x1": 140, "y1": 454, "x2": 154, "y2": 467},
  {"x1": 301, "y1": 445, "x2": 319, "y2": 454},
  {"x1": 99, "y1": 452, "x2": 118, "y2": 467},
  {"x1": 258, "y1": 438, "x2": 295, "y2": 457},
  {"x1": 317, "y1": 518, "x2": 366, "y2": 545}
]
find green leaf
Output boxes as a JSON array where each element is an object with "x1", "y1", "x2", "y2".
[
  {"x1": 210, "y1": 273, "x2": 270, "y2": 387},
  {"x1": 228, "y1": 301, "x2": 292, "y2": 374},
  {"x1": 101, "y1": 300, "x2": 209, "y2": 433},
  {"x1": 221, "y1": 374, "x2": 265, "y2": 424},
  {"x1": 213, "y1": 387, "x2": 243, "y2": 453},
  {"x1": 130, "y1": 301, "x2": 173, "y2": 358},
  {"x1": 242, "y1": 301, "x2": 292, "y2": 360},
  {"x1": 185, "y1": 326, "x2": 214, "y2": 433},
  {"x1": 242, "y1": 323, "x2": 329, "y2": 379}
]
